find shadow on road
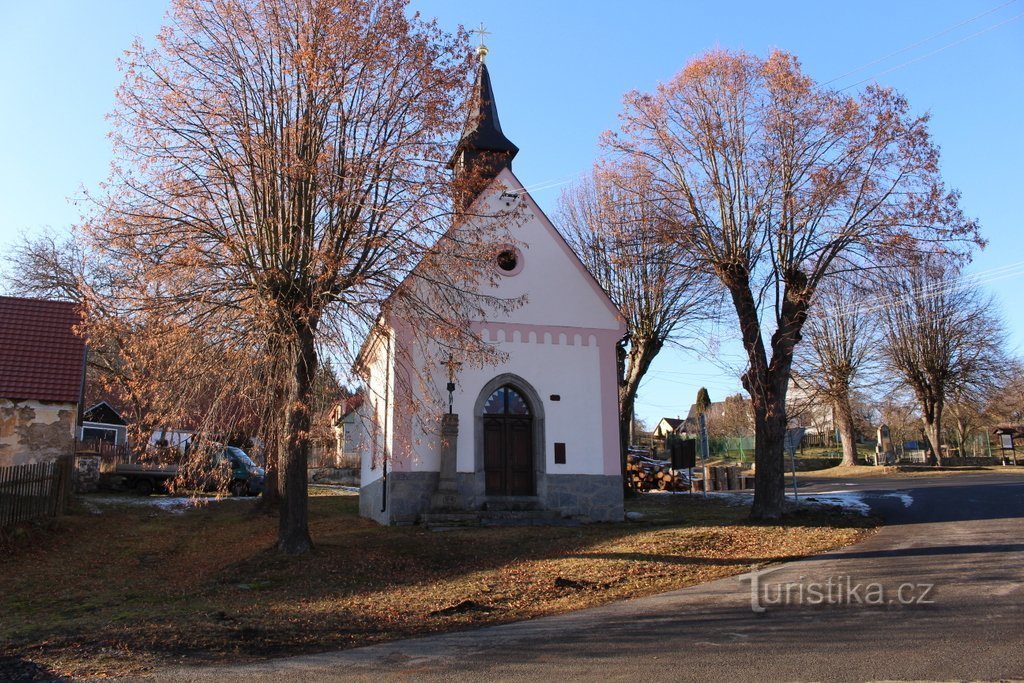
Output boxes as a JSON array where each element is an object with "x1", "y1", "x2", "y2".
[{"x1": 812, "y1": 542, "x2": 1024, "y2": 561}]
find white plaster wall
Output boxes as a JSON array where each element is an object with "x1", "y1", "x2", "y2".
[
  {"x1": 471, "y1": 168, "x2": 622, "y2": 332},
  {"x1": 401, "y1": 329, "x2": 614, "y2": 476},
  {"x1": 465, "y1": 335, "x2": 604, "y2": 475},
  {"x1": 358, "y1": 327, "x2": 395, "y2": 487}
]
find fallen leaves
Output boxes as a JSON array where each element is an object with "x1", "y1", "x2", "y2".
[{"x1": 0, "y1": 493, "x2": 876, "y2": 679}]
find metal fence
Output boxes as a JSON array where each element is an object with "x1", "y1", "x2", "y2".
[{"x1": 0, "y1": 457, "x2": 73, "y2": 530}]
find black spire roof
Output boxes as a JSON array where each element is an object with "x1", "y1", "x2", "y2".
[{"x1": 449, "y1": 61, "x2": 518, "y2": 173}]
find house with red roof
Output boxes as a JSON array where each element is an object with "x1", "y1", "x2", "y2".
[{"x1": 0, "y1": 296, "x2": 87, "y2": 467}]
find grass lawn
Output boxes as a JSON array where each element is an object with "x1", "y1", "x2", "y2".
[{"x1": 1, "y1": 490, "x2": 876, "y2": 679}]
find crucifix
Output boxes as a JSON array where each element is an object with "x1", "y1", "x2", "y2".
[
  {"x1": 444, "y1": 354, "x2": 462, "y2": 415},
  {"x1": 470, "y1": 22, "x2": 491, "y2": 62}
]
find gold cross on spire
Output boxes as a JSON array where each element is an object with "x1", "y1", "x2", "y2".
[{"x1": 470, "y1": 22, "x2": 490, "y2": 63}]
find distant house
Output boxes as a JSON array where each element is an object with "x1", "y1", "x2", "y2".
[
  {"x1": 80, "y1": 401, "x2": 128, "y2": 447},
  {"x1": 653, "y1": 417, "x2": 685, "y2": 439},
  {"x1": 683, "y1": 395, "x2": 754, "y2": 438},
  {"x1": 331, "y1": 394, "x2": 365, "y2": 466},
  {"x1": 786, "y1": 378, "x2": 837, "y2": 437},
  {"x1": 0, "y1": 296, "x2": 87, "y2": 467}
]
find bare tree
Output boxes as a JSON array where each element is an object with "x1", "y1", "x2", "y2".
[
  {"x1": 882, "y1": 257, "x2": 1008, "y2": 465},
  {"x1": 794, "y1": 279, "x2": 879, "y2": 466},
  {"x1": 876, "y1": 392, "x2": 920, "y2": 453},
  {"x1": 2, "y1": 231, "x2": 88, "y2": 303},
  {"x1": 603, "y1": 49, "x2": 980, "y2": 518},
  {"x1": 79, "y1": 0, "x2": 504, "y2": 553},
  {"x1": 984, "y1": 361, "x2": 1024, "y2": 426},
  {"x1": 705, "y1": 393, "x2": 754, "y2": 439},
  {"x1": 558, "y1": 162, "x2": 718, "y2": 481}
]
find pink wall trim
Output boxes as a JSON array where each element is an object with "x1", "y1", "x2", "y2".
[
  {"x1": 471, "y1": 321, "x2": 619, "y2": 347},
  {"x1": 596, "y1": 330, "x2": 623, "y2": 476}
]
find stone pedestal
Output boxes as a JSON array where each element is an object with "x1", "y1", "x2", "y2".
[
  {"x1": 876, "y1": 424, "x2": 896, "y2": 466},
  {"x1": 430, "y1": 414, "x2": 465, "y2": 511}
]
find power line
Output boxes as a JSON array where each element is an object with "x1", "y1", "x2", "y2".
[
  {"x1": 824, "y1": 0, "x2": 1020, "y2": 85},
  {"x1": 839, "y1": 9, "x2": 1024, "y2": 91}
]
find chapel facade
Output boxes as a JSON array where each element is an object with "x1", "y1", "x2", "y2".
[{"x1": 356, "y1": 48, "x2": 626, "y2": 525}]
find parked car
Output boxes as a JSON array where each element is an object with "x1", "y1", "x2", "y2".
[
  {"x1": 209, "y1": 446, "x2": 266, "y2": 497},
  {"x1": 104, "y1": 445, "x2": 265, "y2": 497}
]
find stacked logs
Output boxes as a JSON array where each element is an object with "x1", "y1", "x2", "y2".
[
  {"x1": 626, "y1": 454, "x2": 690, "y2": 492},
  {"x1": 627, "y1": 454, "x2": 754, "y2": 493}
]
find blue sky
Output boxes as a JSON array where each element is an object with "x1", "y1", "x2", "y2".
[{"x1": 1, "y1": 1, "x2": 1022, "y2": 426}]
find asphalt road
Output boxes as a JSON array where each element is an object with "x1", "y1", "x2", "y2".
[{"x1": 150, "y1": 474, "x2": 1024, "y2": 682}]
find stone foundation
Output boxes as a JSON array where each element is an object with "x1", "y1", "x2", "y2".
[
  {"x1": 542, "y1": 474, "x2": 624, "y2": 522},
  {"x1": 359, "y1": 476, "x2": 386, "y2": 525},
  {"x1": 360, "y1": 472, "x2": 439, "y2": 525},
  {"x1": 361, "y1": 470, "x2": 623, "y2": 525}
]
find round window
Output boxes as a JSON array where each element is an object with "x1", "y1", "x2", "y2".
[{"x1": 497, "y1": 249, "x2": 518, "y2": 272}]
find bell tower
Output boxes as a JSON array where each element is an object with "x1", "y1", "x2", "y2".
[{"x1": 448, "y1": 27, "x2": 519, "y2": 203}]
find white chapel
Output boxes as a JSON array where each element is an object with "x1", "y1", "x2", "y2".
[{"x1": 356, "y1": 46, "x2": 626, "y2": 525}]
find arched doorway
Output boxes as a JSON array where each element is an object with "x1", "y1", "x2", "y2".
[{"x1": 482, "y1": 384, "x2": 535, "y2": 496}]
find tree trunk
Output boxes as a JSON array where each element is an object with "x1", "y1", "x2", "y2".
[
  {"x1": 749, "y1": 386, "x2": 788, "y2": 519},
  {"x1": 618, "y1": 336, "x2": 662, "y2": 493},
  {"x1": 727, "y1": 271, "x2": 803, "y2": 521},
  {"x1": 834, "y1": 395, "x2": 859, "y2": 467},
  {"x1": 277, "y1": 321, "x2": 316, "y2": 554},
  {"x1": 924, "y1": 418, "x2": 944, "y2": 467},
  {"x1": 256, "y1": 447, "x2": 281, "y2": 511}
]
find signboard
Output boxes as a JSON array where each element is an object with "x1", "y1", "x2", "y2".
[
  {"x1": 1000, "y1": 433, "x2": 1014, "y2": 450},
  {"x1": 783, "y1": 428, "x2": 805, "y2": 454},
  {"x1": 671, "y1": 439, "x2": 697, "y2": 470}
]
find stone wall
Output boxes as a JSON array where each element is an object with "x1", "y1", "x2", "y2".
[
  {"x1": 542, "y1": 474, "x2": 624, "y2": 522},
  {"x1": 74, "y1": 455, "x2": 101, "y2": 493},
  {"x1": 0, "y1": 399, "x2": 76, "y2": 467},
  {"x1": 359, "y1": 473, "x2": 439, "y2": 526},
  {"x1": 359, "y1": 476, "x2": 386, "y2": 525},
  {"x1": 309, "y1": 467, "x2": 360, "y2": 486}
]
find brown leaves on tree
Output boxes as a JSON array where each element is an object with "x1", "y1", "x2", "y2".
[
  {"x1": 603, "y1": 48, "x2": 982, "y2": 518},
  {"x1": 72, "y1": 0, "x2": 518, "y2": 553}
]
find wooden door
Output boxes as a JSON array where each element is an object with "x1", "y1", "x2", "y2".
[{"x1": 482, "y1": 386, "x2": 534, "y2": 496}]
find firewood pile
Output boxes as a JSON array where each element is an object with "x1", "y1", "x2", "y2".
[
  {"x1": 626, "y1": 454, "x2": 690, "y2": 492},
  {"x1": 626, "y1": 454, "x2": 753, "y2": 493}
]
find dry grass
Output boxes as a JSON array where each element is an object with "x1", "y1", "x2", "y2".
[{"x1": 0, "y1": 491, "x2": 875, "y2": 679}]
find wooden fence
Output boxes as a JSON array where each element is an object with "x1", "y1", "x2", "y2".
[
  {"x1": 76, "y1": 439, "x2": 134, "y2": 472},
  {"x1": 0, "y1": 457, "x2": 73, "y2": 530}
]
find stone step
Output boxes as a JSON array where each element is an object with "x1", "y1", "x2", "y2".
[
  {"x1": 481, "y1": 509, "x2": 579, "y2": 527},
  {"x1": 421, "y1": 508, "x2": 580, "y2": 530},
  {"x1": 482, "y1": 497, "x2": 542, "y2": 512},
  {"x1": 479, "y1": 509, "x2": 562, "y2": 521},
  {"x1": 420, "y1": 512, "x2": 481, "y2": 525}
]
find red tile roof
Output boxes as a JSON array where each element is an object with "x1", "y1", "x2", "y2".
[{"x1": 0, "y1": 296, "x2": 86, "y2": 403}]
